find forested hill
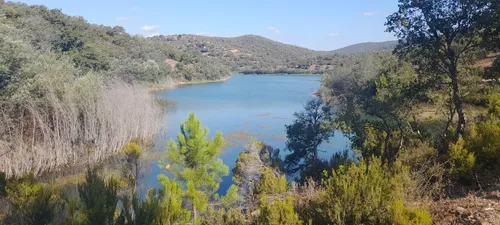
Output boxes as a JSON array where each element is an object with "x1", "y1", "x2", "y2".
[
  {"x1": 0, "y1": 2, "x2": 399, "y2": 82},
  {"x1": 331, "y1": 40, "x2": 398, "y2": 54},
  {"x1": 155, "y1": 34, "x2": 401, "y2": 74},
  {"x1": 154, "y1": 34, "x2": 330, "y2": 74},
  {"x1": 0, "y1": 3, "x2": 230, "y2": 83}
]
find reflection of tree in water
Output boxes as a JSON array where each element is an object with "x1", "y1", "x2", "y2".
[{"x1": 155, "y1": 97, "x2": 177, "y2": 113}]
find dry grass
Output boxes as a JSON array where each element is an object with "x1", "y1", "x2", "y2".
[{"x1": 0, "y1": 80, "x2": 165, "y2": 178}]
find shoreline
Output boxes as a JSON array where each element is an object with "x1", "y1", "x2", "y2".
[{"x1": 148, "y1": 76, "x2": 232, "y2": 92}]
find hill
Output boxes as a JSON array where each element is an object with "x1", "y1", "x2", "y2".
[
  {"x1": 153, "y1": 34, "x2": 332, "y2": 74},
  {"x1": 155, "y1": 34, "x2": 400, "y2": 74},
  {"x1": 332, "y1": 40, "x2": 398, "y2": 54}
]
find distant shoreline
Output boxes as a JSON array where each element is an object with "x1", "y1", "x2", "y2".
[{"x1": 149, "y1": 76, "x2": 232, "y2": 92}]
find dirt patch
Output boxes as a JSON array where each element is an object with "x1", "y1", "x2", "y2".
[
  {"x1": 430, "y1": 191, "x2": 500, "y2": 225},
  {"x1": 164, "y1": 59, "x2": 179, "y2": 71}
]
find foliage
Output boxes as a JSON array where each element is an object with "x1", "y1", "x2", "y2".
[
  {"x1": 201, "y1": 207, "x2": 246, "y2": 225},
  {"x1": 156, "y1": 175, "x2": 191, "y2": 225},
  {"x1": 254, "y1": 168, "x2": 287, "y2": 197},
  {"x1": 323, "y1": 53, "x2": 420, "y2": 162},
  {"x1": 386, "y1": 0, "x2": 495, "y2": 141},
  {"x1": 285, "y1": 98, "x2": 334, "y2": 173},
  {"x1": 390, "y1": 200, "x2": 433, "y2": 225},
  {"x1": 4, "y1": 176, "x2": 58, "y2": 225},
  {"x1": 118, "y1": 189, "x2": 162, "y2": 225},
  {"x1": 122, "y1": 140, "x2": 148, "y2": 192},
  {"x1": 448, "y1": 137, "x2": 475, "y2": 177},
  {"x1": 258, "y1": 142, "x2": 284, "y2": 172},
  {"x1": 319, "y1": 157, "x2": 431, "y2": 225},
  {"x1": 255, "y1": 196, "x2": 302, "y2": 225},
  {"x1": 78, "y1": 169, "x2": 119, "y2": 225},
  {"x1": 161, "y1": 113, "x2": 229, "y2": 220},
  {"x1": 466, "y1": 94, "x2": 500, "y2": 173},
  {"x1": 299, "y1": 150, "x2": 352, "y2": 183}
]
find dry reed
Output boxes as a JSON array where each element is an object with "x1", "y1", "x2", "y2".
[{"x1": 0, "y1": 79, "x2": 165, "y2": 177}]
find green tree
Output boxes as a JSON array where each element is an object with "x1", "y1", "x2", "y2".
[
  {"x1": 386, "y1": 0, "x2": 493, "y2": 142},
  {"x1": 157, "y1": 175, "x2": 191, "y2": 225},
  {"x1": 78, "y1": 169, "x2": 119, "y2": 225},
  {"x1": 118, "y1": 190, "x2": 161, "y2": 225},
  {"x1": 285, "y1": 98, "x2": 333, "y2": 173},
  {"x1": 326, "y1": 54, "x2": 420, "y2": 162},
  {"x1": 123, "y1": 140, "x2": 146, "y2": 193},
  {"x1": 161, "y1": 113, "x2": 229, "y2": 221}
]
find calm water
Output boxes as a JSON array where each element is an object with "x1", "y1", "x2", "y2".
[{"x1": 139, "y1": 75, "x2": 349, "y2": 195}]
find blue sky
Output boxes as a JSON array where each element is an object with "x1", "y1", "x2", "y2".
[{"x1": 19, "y1": 0, "x2": 399, "y2": 51}]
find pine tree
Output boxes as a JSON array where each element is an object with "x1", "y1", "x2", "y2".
[{"x1": 162, "y1": 113, "x2": 229, "y2": 221}]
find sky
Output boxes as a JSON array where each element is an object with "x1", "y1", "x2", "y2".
[{"x1": 18, "y1": 0, "x2": 400, "y2": 51}]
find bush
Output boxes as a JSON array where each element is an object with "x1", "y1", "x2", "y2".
[
  {"x1": 319, "y1": 157, "x2": 431, "y2": 225},
  {"x1": 255, "y1": 196, "x2": 302, "y2": 225},
  {"x1": 448, "y1": 137, "x2": 475, "y2": 178},
  {"x1": 254, "y1": 168, "x2": 287, "y2": 197},
  {"x1": 4, "y1": 176, "x2": 59, "y2": 225},
  {"x1": 390, "y1": 200, "x2": 433, "y2": 225},
  {"x1": 78, "y1": 169, "x2": 119, "y2": 225}
]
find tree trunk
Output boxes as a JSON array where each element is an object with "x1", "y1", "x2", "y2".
[
  {"x1": 193, "y1": 205, "x2": 197, "y2": 222},
  {"x1": 451, "y1": 71, "x2": 465, "y2": 141}
]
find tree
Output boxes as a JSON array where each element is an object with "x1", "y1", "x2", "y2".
[
  {"x1": 78, "y1": 169, "x2": 119, "y2": 225},
  {"x1": 285, "y1": 98, "x2": 333, "y2": 173},
  {"x1": 161, "y1": 113, "x2": 229, "y2": 221},
  {"x1": 123, "y1": 140, "x2": 146, "y2": 193},
  {"x1": 326, "y1": 54, "x2": 420, "y2": 162},
  {"x1": 386, "y1": 0, "x2": 494, "y2": 142}
]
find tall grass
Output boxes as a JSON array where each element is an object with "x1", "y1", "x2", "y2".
[{"x1": 0, "y1": 77, "x2": 165, "y2": 177}]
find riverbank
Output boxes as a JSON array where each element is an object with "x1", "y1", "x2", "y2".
[{"x1": 148, "y1": 76, "x2": 232, "y2": 92}]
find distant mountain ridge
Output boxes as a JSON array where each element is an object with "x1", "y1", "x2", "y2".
[
  {"x1": 332, "y1": 41, "x2": 398, "y2": 54},
  {"x1": 154, "y1": 34, "x2": 396, "y2": 74}
]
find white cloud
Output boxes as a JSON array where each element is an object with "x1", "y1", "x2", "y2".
[
  {"x1": 144, "y1": 33, "x2": 160, "y2": 38},
  {"x1": 328, "y1": 33, "x2": 340, "y2": 37},
  {"x1": 196, "y1": 32, "x2": 210, "y2": 36},
  {"x1": 267, "y1": 27, "x2": 280, "y2": 34},
  {"x1": 363, "y1": 12, "x2": 377, "y2": 17},
  {"x1": 116, "y1": 17, "x2": 131, "y2": 22},
  {"x1": 141, "y1": 25, "x2": 159, "y2": 32}
]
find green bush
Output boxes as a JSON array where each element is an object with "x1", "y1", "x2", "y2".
[
  {"x1": 319, "y1": 157, "x2": 431, "y2": 225},
  {"x1": 201, "y1": 207, "x2": 246, "y2": 225},
  {"x1": 4, "y1": 176, "x2": 59, "y2": 225},
  {"x1": 254, "y1": 168, "x2": 287, "y2": 196},
  {"x1": 465, "y1": 94, "x2": 500, "y2": 173},
  {"x1": 448, "y1": 137, "x2": 475, "y2": 177},
  {"x1": 255, "y1": 196, "x2": 302, "y2": 225},
  {"x1": 390, "y1": 200, "x2": 432, "y2": 225},
  {"x1": 78, "y1": 169, "x2": 119, "y2": 225}
]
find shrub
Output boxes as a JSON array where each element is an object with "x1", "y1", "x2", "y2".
[
  {"x1": 4, "y1": 176, "x2": 58, "y2": 225},
  {"x1": 255, "y1": 196, "x2": 302, "y2": 225},
  {"x1": 448, "y1": 137, "x2": 475, "y2": 177},
  {"x1": 78, "y1": 169, "x2": 119, "y2": 225},
  {"x1": 200, "y1": 207, "x2": 246, "y2": 225},
  {"x1": 254, "y1": 168, "x2": 287, "y2": 196},
  {"x1": 319, "y1": 157, "x2": 431, "y2": 225},
  {"x1": 398, "y1": 144, "x2": 446, "y2": 200},
  {"x1": 390, "y1": 200, "x2": 432, "y2": 225}
]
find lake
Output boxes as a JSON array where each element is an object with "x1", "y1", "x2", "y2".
[{"x1": 139, "y1": 74, "x2": 349, "y2": 195}]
